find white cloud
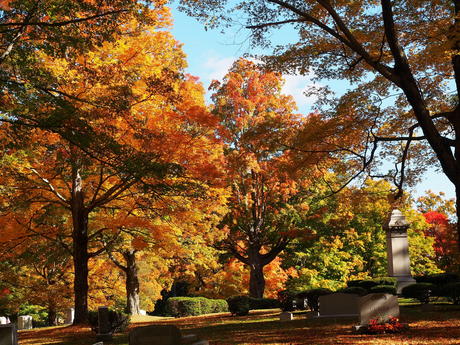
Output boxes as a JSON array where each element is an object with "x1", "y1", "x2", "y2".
[
  {"x1": 281, "y1": 73, "x2": 318, "y2": 113},
  {"x1": 201, "y1": 55, "x2": 235, "y2": 84}
]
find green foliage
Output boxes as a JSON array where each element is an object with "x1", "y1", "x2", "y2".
[
  {"x1": 166, "y1": 297, "x2": 228, "y2": 317},
  {"x1": 226, "y1": 296, "x2": 250, "y2": 316},
  {"x1": 370, "y1": 285, "x2": 397, "y2": 295},
  {"x1": 346, "y1": 277, "x2": 397, "y2": 292},
  {"x1": 401, "y1": 283, "x2": 436, "y2": 304},
  {"x1": 337, "y1": 287, "x2": 368, "y2": 296},
  {"x1": 372, "y1": 277, "x2": 398, "y2": 287},
  {"x1": 19, "y1": 304, "x2": 48, "y2": 327}
]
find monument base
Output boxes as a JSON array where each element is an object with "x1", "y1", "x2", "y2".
[{"x1": 394, "y1": 276, "x2": 416, "y2": 294}]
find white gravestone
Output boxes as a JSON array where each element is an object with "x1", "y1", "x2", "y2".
[
  {"x1": 17, "y1": 316, "x2": 32, "y2": 330},
  {"x1": 64, "y1": 308, "x2": 74, "y2": 324},
  {"x1": 318, "y1": 293, "x2": 360, "y2": 318},
  {"x1": 139, "y1": 310, "x2": 147, "y2": 316},
  {"x1": 279, "y1": 312, "x2": 294, "y2": 321},
  {"x1": 358, "y1": 293, "x2": 400, "y2": 326},
  {"x1": 0, "y1": 317, "x2": 9, "y2": 325},
  {"x1": 0, "y1": 324, "x2": 17, "y2": 345}
]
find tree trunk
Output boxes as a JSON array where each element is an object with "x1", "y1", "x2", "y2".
[
  {"x1": 248, "y1": 246, "x2": 265, "y2": 298},
  {"x1": 47, "y1": 304, "x2": 57, "y2": 326},
  {"x1": 249, "y1": 262, "x2": 265, "y2": 298},
  {"x1": 124, "y1": 251, "x2": 141, "y2": 315},
  {"x1": 456, "y1": 186, "x2": 460, "y2": 253},
  {"x1": 71, "y1": 167, "x2": 90, "y2": 324}
]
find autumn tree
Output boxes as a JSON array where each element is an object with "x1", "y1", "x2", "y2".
[
  {"x1": 284, "y1": 179, "x2": 441, "y2": 291},
  {"x1": 0, "y1": 12, "x2": 225, "y2": 323},
  {"x1": 417, "y1": 191, "x2": 458, "y2": 270},
  {"x1": 0, "y1": 0, "x2": 161, "y2": 153},
  {"x1": 181, "y1": 0, "x2": 460, "y2": 242},
  {"x1": 100, "y1": 184, "x2": 227, "y2": 315},
  {"x1": 211, "y1": 59, "x2": 323, "y2": 298}
]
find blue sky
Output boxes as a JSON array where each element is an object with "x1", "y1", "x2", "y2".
[{"x1": 170, "y1": 5, "x2": 456, "y2": 201}]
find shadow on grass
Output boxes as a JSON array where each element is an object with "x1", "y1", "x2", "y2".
[{"x1": 18, "y1": 305, "x2": 460, "y2": 345}]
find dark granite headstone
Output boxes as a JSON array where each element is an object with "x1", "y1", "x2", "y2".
[{"x1": 0, "y1": 324, "x2": 17, "y2": 345}]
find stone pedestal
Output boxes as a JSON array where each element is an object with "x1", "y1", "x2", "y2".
[{"x1": 385, "y1": 209, "x2": 416, "y2": 293}]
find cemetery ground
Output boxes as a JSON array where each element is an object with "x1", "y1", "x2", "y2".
[{"x1": 18, "y1": 302, "x2": 460, "y2": 345}]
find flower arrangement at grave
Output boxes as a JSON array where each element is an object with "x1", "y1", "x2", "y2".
[{"x1": 360, "y1": 317, "x2": 409, "y2": 334}]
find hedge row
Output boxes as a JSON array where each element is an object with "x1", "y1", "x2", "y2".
[
  {"x1": 226, "y1": 296, "x2": 280, "y2": 316},
  {"x1": 165, "y1": 297, "x2": 228, "y2": 317},
  {"x1": 347, "y1": 277, "x2": 397, "y2": 289},
  {"x1": 402, "y1": 273, "x2": 460, "y2": 304}
]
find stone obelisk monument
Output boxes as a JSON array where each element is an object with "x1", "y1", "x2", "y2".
[{"x1": 384, "y1": 209, "x2": 416, "y2": 293}]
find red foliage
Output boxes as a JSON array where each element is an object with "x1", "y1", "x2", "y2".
[
  {"x1": 365, "y1": 317, "x2": 407, "y2": 334},
  {"x1": 423, "y1": 211, "x2": 448, "y2": 226},
  {"x1": 423, "y1": 211, "x2": 457, "y2": 269}
]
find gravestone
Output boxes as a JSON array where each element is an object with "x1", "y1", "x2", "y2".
[
  {"x1": 17, "y1": 316, "x2": 32, "y2": 330},
  {"x1": 358, "y1": 293, "x2": 399, "y2": 326},
  {"x1": 385, "y1": 209, "x2": 416, "y2": 293},
  {"x1": 318, "y1": 293, "x2": 360, "y2": 318},
  {"x1": 64, "y1": 308, "x2": 74, "y2": 324},
  {"x1": 0, "y1": 324, "x2": 17, "y2": 345},
  {"x1": 279, "y1": 312, "x2": 294, "y2": 321},
  {"x1": 129, "y1": 325, "x2": 209, "y2": 345},
  {"x1": 139, "y1": 310, "x2": 147, "y2": 316},
  {"x1": 0, "y1": 318, "x2": 9, "y2": 325},
  {"x1": 96, "y1": 307, "x2": 112, "y2": 342}
]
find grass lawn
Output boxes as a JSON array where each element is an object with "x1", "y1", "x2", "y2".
[{"x1": 18, "y1": 304, "x2": 460, "y2": 345}]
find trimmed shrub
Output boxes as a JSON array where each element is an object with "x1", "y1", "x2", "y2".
[
  {"x1": 372, "y1": 277, "x2": 397, "y2": 287},
  {"x1": 346, "y1": 280, "x2": 362, "y2": 288},
  {"x1": 227, "y1": 295, "x2": 250, "y2": 316},
  {"x1": 357, "y1": 280, "x2": 380, "y2": 290},
  {"x1": 401, "y1": 283, "x2": 435, "y2": 304},
  {"x1": 88, "y1": 309, "x2": 129, "y2": 334},
  {"x1": 303, "y1": 288, "x2": 333, "y2": 312},
  {"x1": 166, "y1": 297, "x2": 201, "y2": 317},
  {"x1": 415, "y1": 273, "x2": 459, "y2": 286},
  {"x1": 337, "y1": 286, "x2": 368, "y2": 296},
  {"x1": 249, "y1": 298, "x2": 280, "y2": 310},
  {"x1": 211, "y1": 299, "x2": 229, "y2": 313},
  {"x1": 370, "y1": 285, "x2": 397, "y2": 295},
  {"x1": 439, "y1": 282, "x2": 460, "y2": 304},
  {"x1": 166, "y1": 297, "x2": 228, "y2": 317}
]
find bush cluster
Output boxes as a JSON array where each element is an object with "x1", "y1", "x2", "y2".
[
  {"x1": 165, "y1": 297, "x2": 228, "y2": 317},
  {"x1": 226, "y1": 296, "x2": 280, "y2": 316},
  {"x1": 404, "y1": 273, "x2": 460, "y2": 304}
]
